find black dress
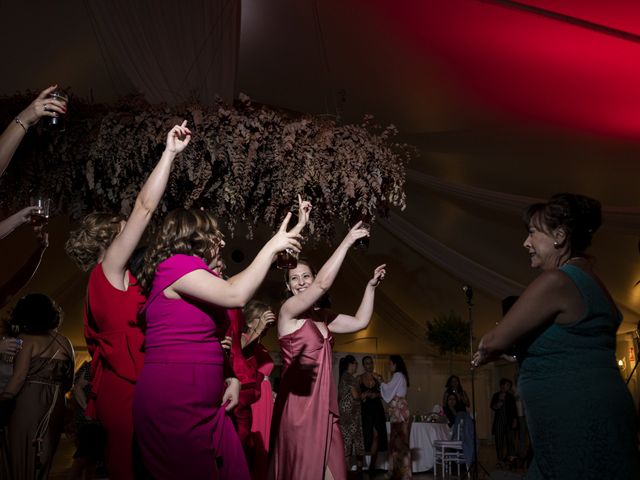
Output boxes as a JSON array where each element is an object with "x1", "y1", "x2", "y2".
[{"x1": 359, "y1": 376, "x2": 388, "y2": 452}]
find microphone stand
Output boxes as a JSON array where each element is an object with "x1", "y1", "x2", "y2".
[{"x1": 463, "y1": 285, "x2": 492, "y2": 480}]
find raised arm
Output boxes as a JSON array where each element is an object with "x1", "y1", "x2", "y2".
[
  {"x1": 102, "y1": 121, "x2": 191, "y2": 289},
  {"x1": 329, "y1": 264, "x2": 386, "y2": 334},
  {"x1": 472, "y1": 269, "x2": 574, "y2": 366},
  {"x1": 0, "y1": 85, "x2": 66, "y2": 177},
  {"x1": 278, "y1": 222, "x2": 369, "y2": 324},
  {"x1": 226, "y1": 196, "x2": 311, "y2": 287},
  {"x1": 241, "y1": 310, "x2": 276, "y2": 349},
  {"x1": 169, "y1": 214, "x2": 302, "y2": 308}
]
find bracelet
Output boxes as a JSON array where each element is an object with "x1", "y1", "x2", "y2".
[{"x1": 14, "y1": 117, "x2": 28, "y2": 133}]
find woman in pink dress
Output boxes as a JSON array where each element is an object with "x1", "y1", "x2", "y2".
[
  {"x1": 270, "y1": 222, "x2": 386, "y2": 480},
  {"x1": 134, "y1": 208, "x2": 303, "y2": 479},
  {"x1": 242, "y1": 299, "x2": 276, "y2": 480},
  {"x1": 65, "y1": 121, "x2": 191, "y2": 480}
]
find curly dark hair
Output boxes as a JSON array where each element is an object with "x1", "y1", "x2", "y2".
[
  {"x1": 65, "y1": 213, "x2": 125, "y2": 271},
  {"x1": 11, "y1": 293, "x2": 62, "y2": 334},
  {"x1": 524, "y1": 193, "x2": 601, "y2": 255},
  {"x1": 138, "y1": 208, "x2": 224, "y2": 296}
]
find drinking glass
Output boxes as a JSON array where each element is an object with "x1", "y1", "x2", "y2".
[
  {"x1": 47, "y1": 89, "x2": 69, "y2": 128},
  {"x1": 353, "y1": 222, "x2": 371, "y2": 250},
  {"x1": 29, "y1": 197, "x2": 51, "y2": 226}
]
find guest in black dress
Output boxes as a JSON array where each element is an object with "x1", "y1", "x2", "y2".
[{"x1": 358, "y1": 355, "x2": 388, "y2": 471}]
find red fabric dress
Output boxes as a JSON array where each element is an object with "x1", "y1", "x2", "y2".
[
  {"x1": 248, "y1": 343, "x2": 274, "y2": 480},
  {"x1": 270, "y1": 314, "x2": 347, "y2": 480},
  {"x1": 226, "y1": 308, "x2": 261, "y2": 452},
  {"x1": 84, "y1": 264, "x2": 145, "y2": 480}
]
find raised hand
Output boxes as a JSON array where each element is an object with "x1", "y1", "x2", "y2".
[
  {"x1": 290, "y1": 195, "x2": 312, "y2": 235},
  {"x1": 368, "y1": 264, "x2": 386, "y2": 287},
  {"x1": 18, "y1": 85, "x2": 67, "y2": 127},
  {"x1": 165, "y1": 121, "x2": 192, "y2": 154},
  {"x1": 258, "y1": 310, "x2": 276, "y2": 332},
  {"x1": 268, "y1": 212, "x2": 303, "y2": 255},
  {"x1": 17, "y1": 206, "x2": 39, "y2": 225},
  {"x1": 342, "y1": 221, "x2": 370, "y2": 248}
]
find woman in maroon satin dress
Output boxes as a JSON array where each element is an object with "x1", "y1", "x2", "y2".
[
  {"x1": 270, "y1": 223, "x2": 386, "y2": 480},
  {"x1": 65, "y1": 122, "x2": 191, "y2": 480}
]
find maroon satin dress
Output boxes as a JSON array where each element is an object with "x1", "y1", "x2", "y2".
[{"x1": 270, "y1": 316, "x2": 347, "y2": 480}]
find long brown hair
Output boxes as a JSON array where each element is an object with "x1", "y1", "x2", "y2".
[
  {"x1": 138, "y1": 208, "x2": 224, "y2": 295},
  {"x1": 65, "y1": 213, "x2": 125, "y2": 271}
]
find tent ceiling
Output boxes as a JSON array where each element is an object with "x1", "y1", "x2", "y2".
[{"x1": 2, "y1": 0, "x2": 640, "y2": 351}]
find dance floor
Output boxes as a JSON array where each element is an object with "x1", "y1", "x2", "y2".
[{"x1": 49, "y1": 434, "x2": 527, "y2": 479}]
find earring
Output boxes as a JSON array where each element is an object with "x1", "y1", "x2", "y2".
[{"x1": 553, "y1": 241, "x2": 560, "y2": 248}]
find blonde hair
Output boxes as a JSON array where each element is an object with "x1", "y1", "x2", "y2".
[
  {"x1": 243, "y1": 299, "x2": 271, "y2": 329},
  {"x1": 65, "y1": 213, "x2": 125, "y2": 271},
  {"x1": 138, "y1": 208, "x2": 224, "y2": 295}
]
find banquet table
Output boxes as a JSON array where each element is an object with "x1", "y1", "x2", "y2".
[{"x1": 364, "y1": 422, "x2": 451, "y2": 473}]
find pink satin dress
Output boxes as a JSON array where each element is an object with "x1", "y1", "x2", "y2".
[{"x1": 270, "y1": 316, "x2": 347, "y2": 480}]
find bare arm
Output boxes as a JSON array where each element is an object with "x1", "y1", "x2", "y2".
[
  {"x1": 351, "y1": 385, "x2": 361, "y2": 400},
  {"x1": 329, "y1": 264, "x2": 386, "y2": 334},
  {"x1": 226, "y1": 197, "x2": 311, "y2": 287},
  {"x1": 0, "y1": 85, "x2": 66, "y2": 178},
  {"x1": 170, "y1": 216, "x2": 302, "y2": 308},
  {"x1": 102, "y1": 122, "x2": 191, "y2": 289},
  {"x1": 278, "y1": 223, "x2": 369, "y2": 330},
  {"x1": 241, "y1": 311, "x2": 275, "y2": 349},
  {"x1": 2, "y1": 338, "x2": 33, "y2": 396},
  {"x1": 473, "y1": 269, "x2": 578, "y2": 366},
  {"x1": 0, "y1": 207, "x2": 38, "y2": 239}
]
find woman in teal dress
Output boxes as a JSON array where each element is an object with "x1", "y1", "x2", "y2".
[{"x1": 472, "y1": 193, "x2": 640, "y2": 479}]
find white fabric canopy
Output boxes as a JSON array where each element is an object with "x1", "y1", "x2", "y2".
[{"x1": 85, "y1": 0, "x2": 240, "y2": 105}]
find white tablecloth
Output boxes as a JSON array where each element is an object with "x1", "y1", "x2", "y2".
[{"x1": 364, "y1": 422, "x2": 451, "y2": 473}]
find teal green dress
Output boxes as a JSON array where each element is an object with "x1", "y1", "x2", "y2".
[{"x1": 518, "y1": 264, "x2": 640, "y2": 479}]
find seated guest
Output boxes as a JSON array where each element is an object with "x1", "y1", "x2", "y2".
[{"x1": 444, "y1": 392, "x2": 466, "y2": 427}]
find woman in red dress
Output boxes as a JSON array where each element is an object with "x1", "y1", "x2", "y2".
[
  {"x1": 242, "y1": 299, "x2": 276, "y2": 479},
  {"x1": 65, "y1": 121, "x2": 191, "y2": 480},
  {"x1": 270, "y1": 223, "x2": 386, "y2": 480}
]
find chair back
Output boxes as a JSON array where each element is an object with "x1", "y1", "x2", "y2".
[{"x1": 451, "y1": 412, "x2": 465, "y2": 441}]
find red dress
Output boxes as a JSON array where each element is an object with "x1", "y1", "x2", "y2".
[
  {"x1": 85, "y1": 264, "x2": 145, "y2": 480},
  {"x1": 248, "y1": 342, "x2": 274, "y2": 480},
  {"x1": 226, "y1": 308, "x2": 261, "y2": 452},
  {"x1": 270, "y1": 315, "x2": 347, "y2": 480}
]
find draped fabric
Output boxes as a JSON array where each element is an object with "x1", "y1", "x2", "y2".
[
  {"x1": 85, "y1": 0, "x2": 240, "y2": 105},
  {"x1": 407, "y1": 169, "x2": 640, "y2": 233},
  {"x1": 379, "y1": 212, "x2": 525, "y2": 299},
  {"x1": 378, "y1": 211, "x2": 640, "y2": 319}
]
